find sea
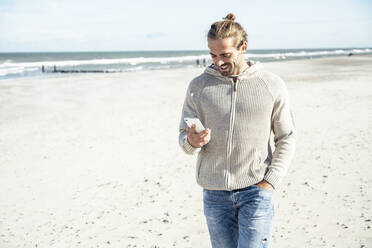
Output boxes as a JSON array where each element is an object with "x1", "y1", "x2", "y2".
[{"x1": 0, "y1": 48, "x2": 371, "y2": 80}]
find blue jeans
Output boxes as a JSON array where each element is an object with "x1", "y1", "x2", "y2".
[{"x1": 203, "y1": 185, "x2": 274, "y2": 248}]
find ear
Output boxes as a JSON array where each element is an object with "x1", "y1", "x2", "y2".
[{"x1": 240, "y1": 40, "x2": 247, "y2": 53}]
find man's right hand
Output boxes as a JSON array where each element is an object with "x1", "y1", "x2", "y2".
[{"x1": 186, "y1": 124, "x2": 211, "y2": 148}]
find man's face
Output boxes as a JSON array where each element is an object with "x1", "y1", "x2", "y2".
[{"x1": 208, "y1": 37, "x2": 247, "y2": 76}]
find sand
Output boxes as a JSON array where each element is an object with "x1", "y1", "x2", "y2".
[{"x1": 0, "y1": 55, "x2": 371, "y2": 248}]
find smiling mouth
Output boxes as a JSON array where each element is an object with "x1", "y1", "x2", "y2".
[{"x1": 220, "y1": 64, "x2": 229, "y2": 70}]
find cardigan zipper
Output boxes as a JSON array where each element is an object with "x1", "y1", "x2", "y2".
[{"x1": 226, "y1": 78, "x2": 238, "y2": 188}]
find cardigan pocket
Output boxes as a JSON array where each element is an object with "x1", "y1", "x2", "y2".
[{"x1": 249, "y1": 149, "x2": 263, "y2": 179}]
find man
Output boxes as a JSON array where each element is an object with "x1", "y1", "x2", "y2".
[{"x1": 178, "y1": 13, "x2": 296, "y2": 248}]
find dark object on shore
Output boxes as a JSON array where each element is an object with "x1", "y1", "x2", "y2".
[
  {"x1": 42, "y1": 65, "x2": 118, "y2": 73},
  {"x1": 348, "y1": 52, "x2": 353, "y2": 56},
  {"x1": 52, "y1": 69, "x2": 114, "y2": 73}
]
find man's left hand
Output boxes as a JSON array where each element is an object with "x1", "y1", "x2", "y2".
[{"x1": 255, "y1": 180, "x2": 274, "y2": 191}]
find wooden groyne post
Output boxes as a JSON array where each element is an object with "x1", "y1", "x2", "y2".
[{"x1": 41, "y1": 65, "x2": 118, "y2": 73}]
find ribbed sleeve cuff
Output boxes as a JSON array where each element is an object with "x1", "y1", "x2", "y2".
[
  {"x1": 182, "y1": 137, "x2": 201, "y2": 154},
  {"x1": 263, "y1": 170, "x2": 282, "y2": 189}
]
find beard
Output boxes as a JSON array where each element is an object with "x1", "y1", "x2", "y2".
[
  {"x1": 218, "y1": 62, "x2": 234, "y2": 76},
  {"x1": 218, "y1": 61, "x2": 240, "y2": 76}
]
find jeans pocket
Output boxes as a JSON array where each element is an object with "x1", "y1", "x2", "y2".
[
  {"x1": 240, "y1": 187, "x2": 274, "y2": 219},
  {"x1": 252, "y1": 184, "x2": 274, "y2": 194}
]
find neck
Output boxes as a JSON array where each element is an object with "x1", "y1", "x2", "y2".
[{"x1": 230, "y1": 61, "x2": 250, "y2": 77}]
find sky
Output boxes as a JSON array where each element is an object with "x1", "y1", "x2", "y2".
[{"x1": 0, "y1": 0, "x2": 371, "y2": 52}]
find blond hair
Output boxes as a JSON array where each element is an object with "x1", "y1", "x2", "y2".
[{"x1": 207, "y1": 13, "x2": 247, "y2": 49}]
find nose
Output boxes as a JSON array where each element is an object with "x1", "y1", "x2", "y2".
[{"x1": 215, "y1": 59, "x2": 224, "y2": 67}]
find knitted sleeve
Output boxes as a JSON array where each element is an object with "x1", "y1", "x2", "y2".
[
  {"x1": 178, "y1": 80, "x2": 201, "y2": 155},
  {"x1": 264, "y1": 77, "x2": 296, "y2": 188}
]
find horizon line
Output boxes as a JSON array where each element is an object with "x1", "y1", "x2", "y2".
[{"x1": 1, "y1": 47, "x2": 371, "y2": 54}]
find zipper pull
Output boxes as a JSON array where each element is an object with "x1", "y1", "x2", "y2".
[{"x1": 232, "y1": 77, "x2": 237, "y2": 92}]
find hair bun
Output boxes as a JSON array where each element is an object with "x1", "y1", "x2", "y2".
[{"x1": 224, "y1": 13, "x2": 236, "y2": 21}]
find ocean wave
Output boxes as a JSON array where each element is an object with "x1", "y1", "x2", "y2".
[
  {"x1": 0, "y1": 55, "x2": 210, "y2": 69},
  {"x1": 2, "y1": 48, "x2": 371, "y2": 70},
  {"x1": 0, "y1": 67, "x2": 39, "y2": 77},
  {"x1": 1, "y1": 49, "x2": 371, "y2": 69},
  {"x1": 245, "y1": 48, "x2": 371, "y2": 59},
  {"x1": 1, "y1": 48, "x2": 371, "y2": 79}
]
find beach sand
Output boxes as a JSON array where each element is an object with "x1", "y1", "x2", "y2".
[{"x1": 0, "y1": 55, "x2": 371, "y2": 248}]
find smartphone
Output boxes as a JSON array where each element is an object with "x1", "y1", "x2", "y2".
[{"x1": 184, "y1": 117, "x2": 205, "y2": 133}]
